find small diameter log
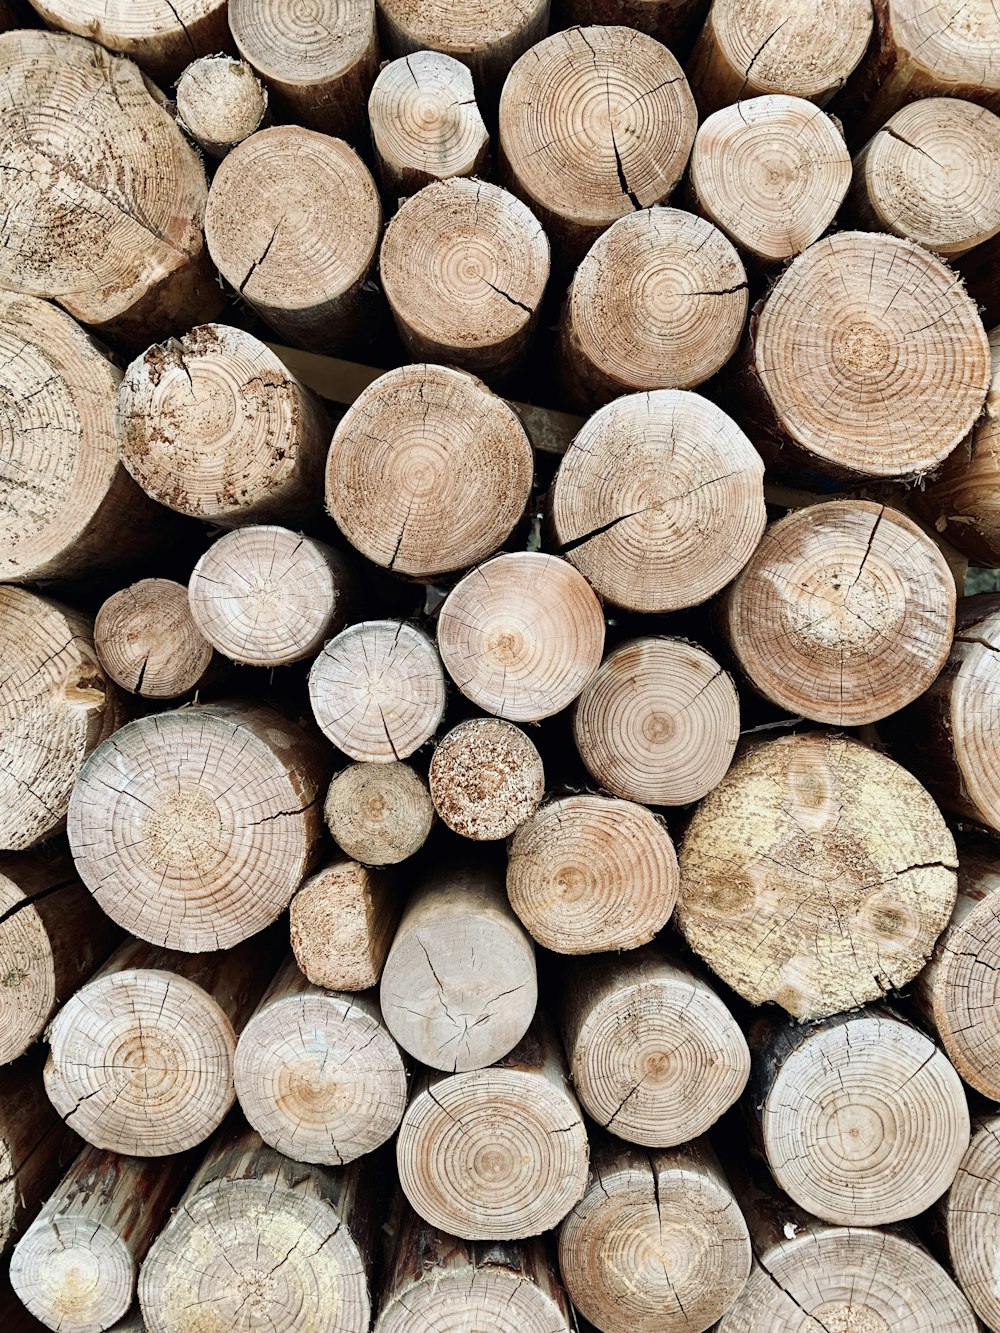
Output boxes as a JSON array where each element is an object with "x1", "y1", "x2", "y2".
[
  {"x1": 753, "y1": 1009, "x2": 969, "y2": 1226},
  {"x1": 44, "y1": 936, "x2": 267, "y2": 1157},
  {"x1": 117, "y1": 325, "x2": 330, "y2": 526},
  {"x1": 0, "y1": 588, "x2": 122, "y2": 853},
  {"x1": 500, "y1": 27, "x2": 697, "y2": 263},
  {"x1": 137, "y1": 1123, "x2": 381, "y2": 1333},
  {"x1": 325, "y1": 363, "x2": 533, "y2": 579},
  {"x1": 67, "y1": 702, "x2": 328, "y2": 952},
  {"x1": 234, "y1": 956, "x2": 408, "y2": 1166},
  {"x1": 396, "y1": 1017, "x2": 588, "y2": 1240},
  {"x1": 730, "y1": 231, "x2": 990, "y2": 482},
  {"x1": 557, "y1": 207, "x2": 747, "y2": 411},
  {"x1": 380, "y1": 179, "x2": 549, "y2": 380},
  {"x1": 506, "y1": 795, "x2": 678, "y2": 954},
  {"x1": 551, "y1": 390, "x2": 765, "y2": 611},
  {"x1": 10, "y1": 1147, "x2": 190, "y2": 1333},
  {"x1": 379, "y1": 861, "x2": 537, "y2": 1072},
  {"x1": 309, "y1": 621, "x2": 446, "y2": 762},
  {"x1": 325, "y1": 762, "x2": 434, "y2": 866},
  {"x1": 676, "y1": 732, "x2": 958, "y2": 1019},
  {"x1": 573, "y1": 636, "x2": 739, "y2": 807},
  {"x1": 562, "y1": 947, "x2": 749, "y2": 1147},
  {"x1": 688, "y1": 96, "x2": 851, "y2": 266},
  {"x1": 686, "y1": 0, "x2": 873, "y2": 117},
  {"x1": 553, "y1": 0, "x2": 709, "y2": 49},
  {"x1": 0, "y1": 849, "x2": 121, "y2": 1067},
  {"x1": 95, "y1": 579, "x2": 213, "y2": 699},
  {"x1": 229, "y1": 0, "x2": 377, "y2": 142},
  {"x1": 290, "y1": 858, "x2": 402, "y2": 991},
  {"x1": 558, "y1": 1135, "x2": 751, "y2": 1333},
  {"x1": 376, "y1": 1202, "x2": 572, "y2": 1333},
  {"x1": 0, "y1": 1049, "x2": 80, "y2": 1253},
  {"x1": 368, "y1": 51, "x2": 489, "y2": 200},
  {"x1": 0, "y1": 31, "x2": 220, "y2": 344},
  {"x1": 943, "y1": 1115, "x2": 1000, "y2": 1332},
  {"x1": 720, "y1": 500, "x2": 956, "y2": 727},
  {"x1": 428, "y1": 718, "x2": 544, "y2": 841},
  {"x1": 176, "y1": 55, "x2": 268, "y2": 159},
  {"x1": 205, "y1": 126, "x2": 382, "y2": 351}
]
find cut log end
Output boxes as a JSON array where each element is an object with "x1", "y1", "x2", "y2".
[
  {"x1": 945, "y1": 1115, "x2": 1000, "y2": 1333},
  {"x1": 290, "y1": 859, "x2": 402, "y2": 992},
  {"x1": 325, "y1": 762, "x2": 434, "y2": 866},
  {"x1": 96, "y1": 578, "x2": 213, "y2": 698},
  {"x1": 176, "y1": 54, "x2": 269, "y2": 158},
  {"x1": 429, "y1": 718, "x2": 545, "y2": 841}
]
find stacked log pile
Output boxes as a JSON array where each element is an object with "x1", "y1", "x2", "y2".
[{"x1": 1, "y1": 3, "x2": 1000, "y2": 1332}]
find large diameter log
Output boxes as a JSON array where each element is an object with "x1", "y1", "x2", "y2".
[
  {"x1": 95, "y1": 579, "x2": 213, "y2": 699},
  {"x1": 44, "y1": 936, "x2": 268, "y2": 1157},
  {"x1": 943, "y1": 1115, "x2": 1000, "y2": 1332},
  {"x1": 396, "y1": 1017, "x2": 588, "y2": 1240},
  {"x1": 368, "y1": 52, "x2": 489, "y2": 200},
  {"x1": 10, "y1": 1147, "x2": 190, "y2": 1333},
  {"x1": 428, "y1": 718, "x2": 544, "y2": 841},
  {"x1": 326, "y1": 364, "x2": 533, "y2": 578},
  {"x1": 379, "y1": 861, "x2": 536, "y2": 1072},
  {"x1": 573, "y1": 637, "x2": 739, "y2": 806},
  {"x1": 499, "y1": 27, "x2": 697, "y2": 264},
  {"x1": 558, "y1": 1135, "x2": 750, "y2": 1333},
  {"x1": 380, "y1": 179, "x2": 549, "y2": 380},
  {"x1": 553, "y1": 0, "x2": 708, "y2": 49},
  {"x1": 205, "y1": 127, "x2": 382, "y2": 352},
  {"x1": 0, "y1": 1049, "x2": 80, "y2": 1253},
  {"x1": 551, "y1": 390, "x2": 765, "y2": 611},
  {"x1": 290, "y1": 858, "x2": 402, "y2": 991},
  {"x1": 325, "y1": 762, "x2": 434, "y2": 866},
  {"x1": 686, "y1": 0, "x2": 873, "y2": 117},
  {"x1": 67, "y1": 702, "x2": 328, "y2": 952},
  {"x1": 753, "y1": 1009, "x2": 969, "y2": 1226},
  {"x1": 0, "y1": 31, "x2": 220, "y2": 343},
  {"x1": 229, "y1": 0, "x2": 378, "y2": 142},
  {"x1": 234, "y1": 956, "x2": 407, "y2": 1166},
  {"x1": 557, "y1": 207, "x2": 747, "y2": 411},
  {"x1": 676, "y1": 732, "x2": 958, "y2": 1018},
  {"x1": 721, "y1": 501, "x2": 956, "y2": 726},
  {"x1": 688, "y1": 96, "x2": 851, "y2": 266},
  {"x1": 562, "y1": 947, "x2": 749, "y2": 1147},
  {"x1": 0, "y1": 849, "x2": 121, "y2": 1067},
  {"x1": 176, "y1": 55, "x2": 268, "y2": 159},
  {"x1": 507, "y1": 795, "x2": 678, "y2": 954},
  {"x1": 137, "y1": 1123, "x2": 382, "y2": 1333},
  {"x1": 0, "y1": 588, "x2": 123, "y2": 853},
  {"x1": 729, "y1": 232, "x2": 990, "y2": 482}
]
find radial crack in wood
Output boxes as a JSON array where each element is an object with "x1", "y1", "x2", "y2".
[{"x1": 96, "y1": 579, "x2": 213, "y2": 699}]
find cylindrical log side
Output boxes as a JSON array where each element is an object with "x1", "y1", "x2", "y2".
[
  {"x1": 941, "y1": 1114, "x2": 1000, "y2": 1332},
  {"x1": 325, "y1": 762, "x2": 434, "y2": 866},
  {"x1": 176, "y1": 55, "x2": 269, "y2": 159},
  {"x1": 290, "y1": 858, "x2": 403, "y2": 992},
  {"x1": 95, "y1": 579, "x2": 214, "y2": 699},
  {"x1": 428, "y1": 718, "x2": 545, "y2": 841},
  {"x1": 553, "y1": 0, "x2": 708, "y2": 50}
]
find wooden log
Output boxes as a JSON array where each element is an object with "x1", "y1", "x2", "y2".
[
  {"x1": 958, "y1": 231, "x2": 1000, "y2": 330},
  {"x1": 686, "y1": 0, "x2": 873, "y2": 117},
  {"x1": 117, "y1": 324, "x2": 331, "y2": 526},
  {"x1": 309, "y1": 620, "x2": 446, "y2": 762},
  {"x1": 379, "y1": 861, "x2": 536, "y2": 1072},
  {"x1": 676, "y1": 732, "x2": 958, "y2": 1019},
  {"x1": 553, "y1": 0, "x2": 708, "y2": 50},
  {"x1": 204, "y1": 126, "x2": 382, "y2": 352},
  {"x1": 573, "y1": 636, "x2": 739, "y2": 806},
  {"x1": 44, "y1": 936, "x2": 268, "y2": 1156},
  {"x1": 175, "y1": 55, "x2": 268, "y2": 159},
  {"x1": 688, "y1": 96, "x2": 851, "y2": 266},
  {"x1": 728, "y1": 231, "x2": 990, "y2": 483},
  {"x1": 95, "y1": 579, "x2": 214, "y2": 699},
  {"x1": 368, "y1": 51, "x2": 489, "y2": 200},
  {"x1": 506, "y1": 796, "x2": 678, "y2": 954},
  {"x1": 9, "y1": 1147, "x2": 189, "y2": 1333},
  {"x1": 137, "y1": 1122, "x2": 382, "y2": 1333},
  {"x1": 229, "y1": 0, "x2": 378, "y2": 142},
  {"x1": 325, "y1": 363, "x2": 533, "y2": 579},
  {"x1": 942, "y1": 1114, "x2": 1000, "y2": 1333},
  {"x1": 0, "y1": 588, "x2": 123, "y2": 853},
  {"x1": 720, "y1": 500, "x2": 956, "y2": 726},
  {"x1": 325, "y1": 762, "x2": 434, "y2": 865},
  {"x1": 0, "y1": 848, "x2": 121, "y2": 1067},
  {"x1": 380, "y1": 178, "x2": 549, "y2": 380},
  {"x1": 0, "y1": 31, "x2": 221, "y2": 344},
  {"x1": 234, "y1": 956, "x2": 408, "y2": 1166},
  {"x1": 558, "y1": 1135, "x2": 751, "y2": 1333},
  {"x1": 499, "y1": 26, "x2": 697, "y2": 265},
  {"x1": 551, "y1": 389, "x2": 765, "y2": 612},
  {"x1": 561, "y1": 947, "x2": 749, "y2": 1147},
  {"x1": 290, "y1": 858, "x2": 403, "y2": 991},
  {"x1": 428, "y1": 718, "x2": 545, "y2": 841},
  {"x1": 557, "y1": 207, "x2": 747, "y2": 411},
  {"x1": 376, "y1": 1200, "x2": 572, "y2": 1332},
  {"x1": 67, "y1": 701, "x2": 328, "y2": 952},
  {"x1": 396, "y1": 1016, "x2": 588, "y2": 1240}
]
